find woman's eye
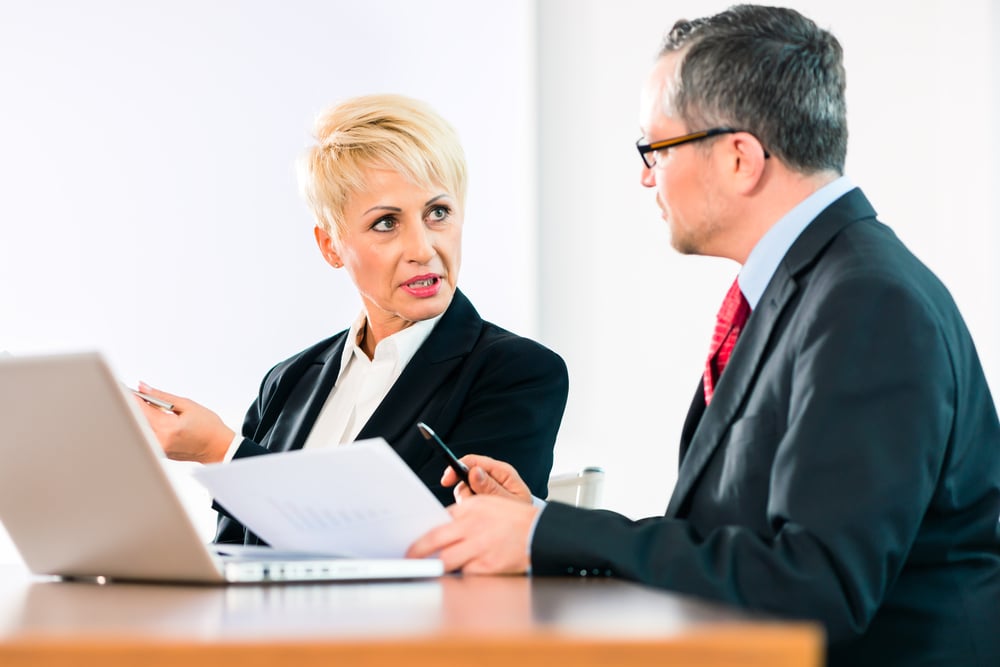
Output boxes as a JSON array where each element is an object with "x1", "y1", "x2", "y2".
[
  {"x1": 371, "y1": 217, "x2": 397, "y2": 232},
  {"x1": 428, "y1": 206, "x2": 450, "y2": 222}
]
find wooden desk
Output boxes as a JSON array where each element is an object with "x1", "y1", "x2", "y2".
[{"x1": 0, "y1": 565, "x2": 822, "y2": 667}]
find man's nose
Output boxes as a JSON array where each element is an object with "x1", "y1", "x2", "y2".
[{"x1": 640, "y1": 163, "x2": 656, "y2": 188}]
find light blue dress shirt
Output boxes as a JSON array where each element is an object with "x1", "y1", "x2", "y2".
[{"x1": 738, "y1": 175, "x2": 855, "y2": 307}]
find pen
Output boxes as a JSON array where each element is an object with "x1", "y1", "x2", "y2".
[
  {"x1": 416, "y1": 422, "x2": 474, "y2": 494},
  {"x1": 130, "y1": 388, "x2": 176, "y2": 412}
]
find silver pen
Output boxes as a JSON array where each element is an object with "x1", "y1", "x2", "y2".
[{"x1": 130, "y1": 388, "x2": 175, "y2": 412}]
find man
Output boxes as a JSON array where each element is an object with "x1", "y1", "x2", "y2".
[{"x1": 408, "y1": 5, "x2": 1000, "y2": 666}]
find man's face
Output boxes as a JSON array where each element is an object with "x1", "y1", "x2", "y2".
[{"x1": 638, "y1": 54, "x2": 724, "y2": 256}]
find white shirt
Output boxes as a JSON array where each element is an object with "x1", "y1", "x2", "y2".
[{"x1": 223, "y1": 312, "x2": 441, "y2": 461}]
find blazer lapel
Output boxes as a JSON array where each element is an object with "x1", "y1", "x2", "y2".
[
  {"x1": 262, "y1": 335, "x2": 347, "y2": 452},
  {"x1": 677, "y1": 379, "x2": 707, "y2": 467},
  {"x1": 356, "y1": 289, "x2": 482, "y2": 446},
  {"x1": 665, "y1": 188, "x2": 877, "y2": 517},
  {"x1": 666, "y1": 271, "x2": 798, "y2": 516}
]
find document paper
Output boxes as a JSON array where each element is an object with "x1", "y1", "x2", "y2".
[{"x1": 192, "y1": 438, "x2": 451, "y2": 558}]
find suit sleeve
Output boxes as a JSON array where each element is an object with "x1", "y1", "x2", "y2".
[
  {"x1": 416, "y1": 337, "x2": 569, "y2": 502},
  {"x1": 227, "y1": 369, "x2": 279, "y2": 459},
  {"x1": 532, "y1": 274, "x2": 956, "y2": 643},
  {"x1": 212, "y1": 366, "x2": 280, "y2": 542}
]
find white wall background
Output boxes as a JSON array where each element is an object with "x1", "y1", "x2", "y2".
[{"x1": 1, "y1": 0, "x2": 996, "y2": 564}]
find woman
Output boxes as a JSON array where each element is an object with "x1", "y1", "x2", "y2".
[{"x1": 137, "y1": 94, "x2": 568, "y2": 544}]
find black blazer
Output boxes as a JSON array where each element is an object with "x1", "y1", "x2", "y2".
[
  {"x1": 216, "y1": 289, "x2": 568, "y2": 544},
  {"x1": 531, "y1": 189, "x2": 1000, "y2": 667}
]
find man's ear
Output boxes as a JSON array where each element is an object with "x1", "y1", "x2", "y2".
[
  {"x1": 314, "y1": 225, "x2": 343, "y2": 268},
  {"x1": 727, "y1": 132, "x2": 769, "y2": 194}
]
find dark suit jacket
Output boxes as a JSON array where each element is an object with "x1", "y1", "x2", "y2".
[
  {"x1": 216, "y1": 289, "x2": 568, "y2": 544},
  {"x1": 531, "y1": 189, "x2": 1000, "y2": 667}
]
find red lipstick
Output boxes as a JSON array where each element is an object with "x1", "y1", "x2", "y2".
[{"x1": 401, "y1": 274, "x2": 442, "y2": 298}]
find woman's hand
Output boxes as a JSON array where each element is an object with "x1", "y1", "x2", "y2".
[
  {"x1": 134, "y1": 382, "x2": 234, "y2": 464},
  {"x1": 442, "y1": 454, "x2": 533, "y2": 504}
]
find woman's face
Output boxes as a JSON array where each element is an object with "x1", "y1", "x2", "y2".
[{"x1": 314, "y1": 168, "x2": 462, "y2": 342}]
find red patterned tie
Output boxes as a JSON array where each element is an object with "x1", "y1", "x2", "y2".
[{"x1": 703, "y1": 278, "x2": 751, "y2": 405}]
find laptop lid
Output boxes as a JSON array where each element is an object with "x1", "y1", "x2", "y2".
[{"x1": 0, "y1": 352, "x2": 442, "y2": 584}]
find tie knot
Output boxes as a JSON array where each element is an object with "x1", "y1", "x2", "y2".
[{"x1": 717, "y1": 278, "x2": 750, "y2": 329}]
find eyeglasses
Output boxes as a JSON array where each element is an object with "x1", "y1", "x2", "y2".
[{"x1": 636, "y1": 127, "x2": 769, "y2": 168}]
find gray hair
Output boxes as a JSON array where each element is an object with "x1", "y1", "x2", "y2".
[{"x1": 660, "y1": 4, "x2": 847, "y2": 174}]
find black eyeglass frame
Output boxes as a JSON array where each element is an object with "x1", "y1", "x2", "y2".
[{"x1": 636, "y1": 127, "x2": 769, "y2": 168}]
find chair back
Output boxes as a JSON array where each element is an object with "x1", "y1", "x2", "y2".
[{"x1": 546, "y1": 467, "x2": 605, "y2": 508}]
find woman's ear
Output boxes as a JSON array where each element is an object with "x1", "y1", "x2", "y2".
[{"x1": 314, "y1": 226, "x2": 343, "y2": 268}]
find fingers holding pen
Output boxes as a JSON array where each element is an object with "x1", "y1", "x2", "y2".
[
  {"x1": 442, "y1": 454, "x2": 533, "y2": 503},
  {"x1": 132, "y1": 383, "x2": 180, "y2": 427},
  {"x1": 133, "y1": 383, "x2": 234, "y2": 464},
  {"x1": 136, "y1": 381, "x2": 185, "y2": 410},
  {"x1": 450, "y1": 467, "x2": 511, "y2": 503}
]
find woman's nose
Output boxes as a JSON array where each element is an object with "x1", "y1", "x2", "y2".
[{"x1": 404, "y1": 224, "x2": 435, "y2": 263}]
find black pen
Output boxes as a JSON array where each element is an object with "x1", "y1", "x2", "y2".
[{"x1": 416, "y1": 422, "x2": 474, "y2": 494}]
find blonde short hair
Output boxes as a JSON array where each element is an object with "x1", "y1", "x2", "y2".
[{"x1": 299, "y1": 94, "x2": 468, "y2": 236}]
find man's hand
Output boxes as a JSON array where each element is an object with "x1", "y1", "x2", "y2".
[
  {"x1": 443, "y1": 454, "x2": 533, "y2": 503},
  {"x1": 407, "y1": 494, "x2": 538, "y2": 574},
  {"x1": 134, "y1": 382, "x2": 234, "y2": 464}
]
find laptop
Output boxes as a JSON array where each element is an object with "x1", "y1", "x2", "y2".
[{"x1": 0, "y1": 352, "x2": 444, "y2": 584}]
